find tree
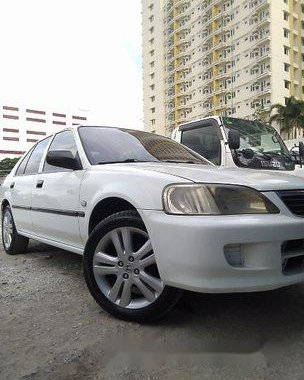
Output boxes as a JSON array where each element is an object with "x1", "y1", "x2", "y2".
[
  {"x1": 0, "y1": 157, "x2": 19, "y2": 176},
  {"x1": 269, "y1": 96, "x2": 304, "y2": 138}
]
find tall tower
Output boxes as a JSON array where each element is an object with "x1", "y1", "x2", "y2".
[{"x1": 142, "y1": 0, "x2": 304, "y2": 136}]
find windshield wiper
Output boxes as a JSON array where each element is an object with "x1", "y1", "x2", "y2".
[
  {"x1": 263, "y1": 151, "x2": 292, "y2": 162},
  {"x1": 97, "y1": 159, "x2": 153, "y2": 165},
  {"x1": 161, "y1": 159, "x2": 201, "y2": 164}
]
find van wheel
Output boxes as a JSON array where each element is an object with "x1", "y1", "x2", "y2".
[
  {"x1": 2, "y1": 206, "x2": 29, "y2": 255},
  {"x1": 83, "y1": 210, "x2": 183, "y2": 322}
]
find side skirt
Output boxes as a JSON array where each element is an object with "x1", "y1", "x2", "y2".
[{"x1": 18, "y1": 230, "x2": 84, "y2": 255}]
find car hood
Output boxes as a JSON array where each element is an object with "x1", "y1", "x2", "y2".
[{"x1": 124, "y1": 162, "x2": 304, "y2": 191}]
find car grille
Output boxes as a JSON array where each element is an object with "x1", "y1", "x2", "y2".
[
  {"x1": 277, "y1": 190, "x2": 304, "y2": 217},
  {"x1": 282, "y1": 239, "x2": 304, "y2": 275}
]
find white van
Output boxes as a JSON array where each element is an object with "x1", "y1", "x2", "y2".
[{"x1": 172, "y1": 116, "x2": 304, "y2": 175}]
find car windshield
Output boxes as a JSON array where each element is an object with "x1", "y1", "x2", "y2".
[
  {"x1": 222, "y1": 117, "x2": 295, "y2": 171},
  {"x1": 78, "y1": 127, "x2": 209, "y2": 165}
]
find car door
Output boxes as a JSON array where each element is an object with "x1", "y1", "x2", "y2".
[
  {"x1": 31, "y1": 130, "x2": 85, "y2": 248},
  {"x1": 10, "y1": 137, "x2": 52, "y2": 234}
]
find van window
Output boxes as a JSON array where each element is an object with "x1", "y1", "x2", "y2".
[{"x1": 181, "y1": 126, "x2": 221, "y2": 165}]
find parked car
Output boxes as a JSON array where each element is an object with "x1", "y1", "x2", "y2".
[
  {"x1": 172, "y1": 116, "x2": 304, "y2": 175},
  {"x1": 2, "y1": 126, "x2": 304, "y2": 322}
]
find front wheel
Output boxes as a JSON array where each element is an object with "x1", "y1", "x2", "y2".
[
  {"x1": 83, "y1": 210, "x2": 182, "y2": 322},
  {"x1": 2, "y1": 205, "x2": 29, "y2": 255}
]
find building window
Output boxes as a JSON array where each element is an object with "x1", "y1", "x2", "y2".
[
  {"x1": 151, "y1": 119, "x2": 155, "y2": 126},
  {"x1": 283, "y1": 11, "x2": 289, "y2": 21},
  {"x1": 3, "y1": 114, "x2": 19, "y2": 120},
  {"x1": 3, "y1": 136, "x2": 19, "y2": 141},
  {"x1": 284, "y1": 63, "x2": 290, "y2": 72},
  {"x1": 26, "y1": 109, "x2": 45, "y2": 115},
  {"x1": 284, "y1": 28, "x2": 290, "y2": 38},
  {"x1": 53, "y1": 120, "x2": 66, "y2": 125},
  {"x1": 3, "y1": 128, "x2": 18, "y2": 133},
  {"x1": 151, "y1": 107, "x2": 155, "y2": 113},
  {"x1": 284, "y1": 80, "x2": 290, "y2": 89},
  {"x1": 53, "y1": 112, "x2": 66, "y2": 117},
  {"x1": 26, "y1": 130, "x2": 46, "y2": 136},
  {"x1": 3, "y1": 105, "x2": 18, "y2": 111},
  {"x1": 26, "y1": 117, "x2": 46, "y2": 123},
  {"x1": 284, "y1": 46, "x2": 290, "y2": 55}
]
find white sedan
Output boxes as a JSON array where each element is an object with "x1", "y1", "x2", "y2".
[{"x1": 2, "y1": 126, "x2": 304, "y2": 322}]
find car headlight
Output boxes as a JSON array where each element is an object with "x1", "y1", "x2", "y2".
[{"x1": 163, "y1": 184, "x2": 279, "y2": 215}]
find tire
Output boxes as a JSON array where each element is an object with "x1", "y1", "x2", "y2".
[
  {"x1": 83, "y1": 210, "x2": 183, "y2": 322},
  {"x1": 2, "y1": 205, "x2": 29, "y2": 255}
]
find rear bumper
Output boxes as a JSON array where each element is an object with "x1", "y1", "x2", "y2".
[{"x1": 140, "y1": 210, "x2": 304, "y2": 293}]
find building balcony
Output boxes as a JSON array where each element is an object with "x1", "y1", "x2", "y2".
[
  {"x1": 256, "y1": 87, "x2": 271, "y2": 96},
  {"x1": 255, "y1": 71, "x2": 271, "y2": 81},
  {"x1": 256, "y1": 36, "x2": 271, "y2": 47},
  {"x1": 212, "y1": 87, "x2": 232, "y2": 96},
  {"x1": 255, "y1": 53, "x2": 271, "y2": 63},
  {"x1": 212, "y1": 71, "x2": 231, "y2": 81}
]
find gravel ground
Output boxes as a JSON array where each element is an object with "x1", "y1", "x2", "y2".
[{"x1": 1, "y1": 239, "x2": 304, "y2": 380}]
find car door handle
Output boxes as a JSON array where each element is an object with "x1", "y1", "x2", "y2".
[
  {"x1": 10, "y1": 182, "x2": 15, "y2": 189},
  {"x1": 36, "y1": 180, "x2": 44, "y2": 188}
]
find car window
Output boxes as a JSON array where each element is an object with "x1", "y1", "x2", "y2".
[
  {"x1": 15, "y1": 148, "x2": 34, "y2": 176},
  {"x1": 43, "y1": 130, "x2": 78, "y2": 172},
  {"x1": 24, "y1": 137, "x2": 52, "y2": 175},
  {"x1": 78, "y1": 127, "x2": 209, "y2": 165},
  {"x1": 181, "y1": 126, "x2": 221, "y2": 165}
]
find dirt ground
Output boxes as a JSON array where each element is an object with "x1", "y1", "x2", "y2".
[{"x1": 1, "y1": 240, "x2": 304, "y2": 380}]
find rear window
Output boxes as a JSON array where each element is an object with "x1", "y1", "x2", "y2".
[
  {"x1": 15, "y1": 149, "x2": 34, "y2": 176},
  {"x1": 24, "y1": 137, "x2": 51, "y2": 175}
]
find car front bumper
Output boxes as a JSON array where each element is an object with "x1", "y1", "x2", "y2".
[{"x1": 140, "y1": 208, "x2": 304, "y2": 293}]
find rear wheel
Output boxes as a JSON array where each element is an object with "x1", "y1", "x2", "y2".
[
  {"x1": 83, "y1": 210, "x2": 182, "y2": 322},
  {"x1": 2, "y1": 205, "x2": 29, "y2": 255}
]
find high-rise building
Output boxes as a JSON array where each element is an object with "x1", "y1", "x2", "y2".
[
  {"x1": 0, "y1": 103, "x2": 88, "y2": 159},
  {"x1": 142, "y1": 0, "x2": 304, "y2": 136}
]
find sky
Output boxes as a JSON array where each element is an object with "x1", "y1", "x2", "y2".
[{"x1": 0, "y1": 0, "x2": 143, "y2": 129}]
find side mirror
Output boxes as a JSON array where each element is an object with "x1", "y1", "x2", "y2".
[
  {"x1": 297, "y1": 142, "x2": 304, "y2": 167},
  {"x1": 228, "y1": 130, "x2": 240, "y2": 150},
  {"x1": 290, "y1": 151, "x2": 300, "y2": 164},
  {"x1": 46, "y1": 150, "x2": 81, "y2": 170},
  {"x1": 299, "y1": 142, "x2": 304, "y2": 159}
]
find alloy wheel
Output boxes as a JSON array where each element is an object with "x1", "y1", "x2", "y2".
[
  {"x1": 93, "y1": 227, "x2": 164, "y2": 309},
  {"x1": 2, "y1": 210, "x2": 13, "y2": 250}
]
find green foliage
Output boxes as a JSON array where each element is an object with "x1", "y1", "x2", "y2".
[
  {"x1": 0, "y1": 157, "x2": 19, "y2": 175},
  {"x1": 269, "y1": 96, "x2": 304, "y2": 135}
]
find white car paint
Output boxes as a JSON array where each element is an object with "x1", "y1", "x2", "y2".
[{"x1": 2, "y1": 126, "x2": 304, "y2": 293}]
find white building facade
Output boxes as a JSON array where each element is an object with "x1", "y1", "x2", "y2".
[{"x1": 0, "y1": 104, "x2": 88, "y2": 159}]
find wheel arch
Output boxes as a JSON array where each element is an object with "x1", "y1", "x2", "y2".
[
  {"x1": 88, "y1": 197, "x2": 140, "y2": 235},
  {"x1": 1, "y1": 199, "x2": 10, "y2": 216}
]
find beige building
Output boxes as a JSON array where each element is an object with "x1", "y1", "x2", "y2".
[{"x1": 142, "y1": 0, "x2": 304, "y2": 136}]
